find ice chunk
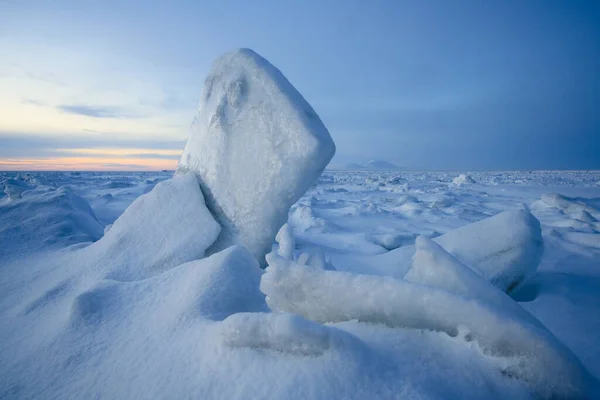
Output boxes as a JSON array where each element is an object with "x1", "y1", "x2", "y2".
[
  {"x1": 329, "y1": 210, "x2": 543, "y2": 292},
  {"x1": 261, "y1": 257, "x2": 590, "y2": 398},
  {"x1": 452, "y1": 173, "x2": 476, "y2": 185},
  {"x1": 2, "y1": 177, "x2": 33, "y2": 200},
  {"x1": 435, "y1": 209, "x2": 543, "y2": 292},
  {"x1": 406, "y1": 236, "x2": 544, "y2": 327},
  {"x1": 297, "y1": 249, "x2": 334, "y2": 270},
  {"x1": 275, "y1": 223, "x2": 295, "y2": 260},
  {"x1": 541, "y1": 193, "x2": 599, "y2": 215},
  {"x1": 87, "y1": 173, "x2": 221, "y2": 281},
  {"x1": 176, "y1": 48, "x2": 336, "y2": 265}
]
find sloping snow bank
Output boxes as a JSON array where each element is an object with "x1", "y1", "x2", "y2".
[
  {"x1": 261, "y1": 250, "x2": 590, "y2": 398},
  {"x1": 84, "y1": 173, "x2": 221, "y2": 281},
  {"x1": 1, "y1": 245, "x2": 267, "y2": 399},
  {"x1": 176, "y1": 48, "x2": 335, "y2": 265}
]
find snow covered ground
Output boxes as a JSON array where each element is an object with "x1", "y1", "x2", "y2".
[{"x1": 1, "y1": 170, "x2": 600, "y2": 399}]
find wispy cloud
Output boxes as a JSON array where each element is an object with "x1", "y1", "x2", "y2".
[
  {"x1": 52, "y1": 147, "x2": 182, "y2": 160},
  {"x1": 0, "y1": 132, "x2": 186, "y2": 159},
  {"x1": 21, "y1": 98, "x2": 45, "y2": 107},
  {"x1": 57, "y1": 104, "x2": 142, "y2": 119},
  {"x1": 24, "y1": 71, "x2": 66, "y2": 86},
  {"x1": 0, "y1": 157, "x2": 176, "y2": 171}
]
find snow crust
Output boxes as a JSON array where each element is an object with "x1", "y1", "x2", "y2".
[
  {"x1": 176, "y1": 48, "x2": 336, "y2": 265},
  {"x1": 219, "y1": 312, "x2": 361, "y2": 356}
]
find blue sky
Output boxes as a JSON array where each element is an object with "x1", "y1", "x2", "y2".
[{"x1": 0, "y1": 0, "x2": 598, "y2": 170}]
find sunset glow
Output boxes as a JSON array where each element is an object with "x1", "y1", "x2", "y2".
[{"x1": 0, "y1": 156, "x2": 177, "y2": 171}]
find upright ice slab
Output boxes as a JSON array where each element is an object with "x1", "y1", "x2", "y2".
[{"x1": 177, "y1": 48, "x2": 335, "y2": 265}]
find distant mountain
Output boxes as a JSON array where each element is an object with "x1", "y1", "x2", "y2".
[
  {"x1": 334, "y1": 160, "x2": 401, "y2": 171},
  {"x1": 343, "y1": 162, "x2": 364, "y2": 170},
  {"x1": 326, "y1": 159, "x2": 403, "y2": 171},
  {"x1": 362, "y1": 160, "x2": 400, "y2": 170}
]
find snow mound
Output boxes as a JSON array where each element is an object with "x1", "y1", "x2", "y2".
[
  {"x1": 181, "y1": 245, "x2": 267, "y2": 320},
  {"x1": 541, "y1": 193, "x2": 599, "y2": 215},
  {"x1": 0, "y1": 186, "x2": 103, "y2": 258},
  {"x1": 573, "y1": 209, "x2": 597, "y2": 223},
  {"x1": 176, "y1": 48, "x2": 335, "y2": 265},
  {"x1": 219, "y1": 312, "x2": 363, "y2": 356},
  {"x1": 85, "y1": 173, "x2": 221, "y2": 281},
  {"x1": 435, "y1": 209, "x2": 543, "y2": 292},
  {"x1": 261, "y1": 254, "x2": 590, "y2": 398},
  {"x1": 452, "y1": 173, "x2": 476, "y2": 185},
  {"x1": 71, "y1": 245, "x2": 265, "y2": 327}
]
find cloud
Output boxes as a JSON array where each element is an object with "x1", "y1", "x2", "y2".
[
  {"x1": 52, "y1": 147, "x2": 182, "y2": 160},
  {"x1": 21, "y1": 98, "x2": 45, "y2": 107},
  {"x1": 24, "y1": 71, "x2": 66, "y2": 86},
  {"x1": 0, "y1": 132, "x2": 186, "y2": 158},
  {"x1": 57, "y1": 104, "x2": 142, "y2": 119}
]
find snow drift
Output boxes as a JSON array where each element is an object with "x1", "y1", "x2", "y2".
[{"x1": 84, "y1": 173, "x2": 221, "y2": 281}]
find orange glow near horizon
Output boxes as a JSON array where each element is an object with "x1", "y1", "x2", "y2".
[
  {"x1": 53, "y1": 148, "x2": 183, "y2": 157},
  {"x1": 0, "y1": 157, "x2": 178, "y2": 171}
]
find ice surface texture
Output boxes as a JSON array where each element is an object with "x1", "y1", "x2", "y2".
[{"x1": 176, "y1": 48, "x2": 336, "y2": 265}]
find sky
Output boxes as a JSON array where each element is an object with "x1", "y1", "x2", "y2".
[{"x1": 0, "y1": 0, "x2": 599, "y2": 171}]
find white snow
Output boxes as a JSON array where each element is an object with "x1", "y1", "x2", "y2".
[
  {"x1": 406, "y1": 236, "x2": 545, "y2": 326},
  {"x1": 176, "y1": 48, "x2": 336, "y2": 265},
  {"x1": 219, "y1": 312, "x2": 360, "y2": 356},
  {"x1": 2, "y1": 164, "x2": 600, "y2": 398},
  {"x1": 0, "y1": 185, "x2": 104, "y2": 258},
  {"x1": 328, "y1": 209, "x2": 544, "y2": 292},
  {"x1": 435, "y1": 209, "x2": 544, "y2": 292},
  {"x1": 84, "y1": 173, "x2": 221, "y2": 281},
  {"x1": 261, "y1": 253, "x2": 590, "y2": 398}
]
